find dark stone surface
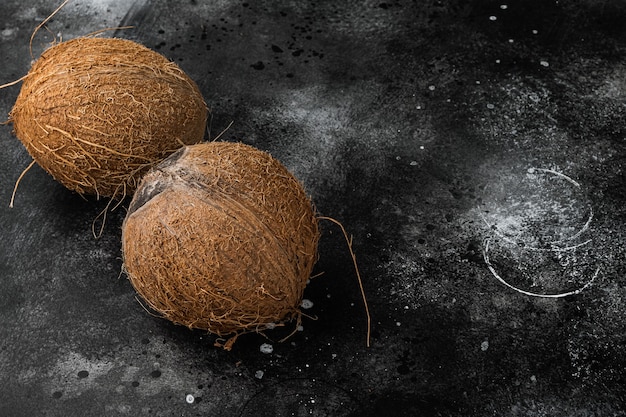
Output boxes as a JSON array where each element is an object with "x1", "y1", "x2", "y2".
[{"x1": 1, "y1": 0, "x2": 625, "y2": 415}]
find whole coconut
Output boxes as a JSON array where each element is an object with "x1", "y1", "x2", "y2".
[
  {"x1": 10, "y1": 37, "x2": 208, "y2": 198},
  {"x1": 122, "y1": 142, "x2": 319, "y2": 348}
]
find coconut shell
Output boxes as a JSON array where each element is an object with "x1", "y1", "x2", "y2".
[
  {"x1": 10, "y1": 37, "x2": 208, "y2": 198},
  {"x1": 122, "y1": 142, "x2": 319, "y2": 346}
]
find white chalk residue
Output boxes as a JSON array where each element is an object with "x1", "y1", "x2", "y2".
[
  {"x1": 478, "y1": 168, "x2": 600, "y2": 298},
  {"x1": 47, "y1": 351, "x2": 114, "y2": 399}
]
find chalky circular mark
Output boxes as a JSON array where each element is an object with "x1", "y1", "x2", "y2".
[{"x1": 480, "y1": 168, "x2": 600, "y2": 298}]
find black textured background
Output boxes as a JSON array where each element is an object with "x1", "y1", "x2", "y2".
[{"x1": 1, "y1": 1, "x2": 625, "y2": 416}]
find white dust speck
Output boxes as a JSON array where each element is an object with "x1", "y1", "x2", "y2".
[
  {"x1": 410, "y1": 161, "x2": 418, "y2": 166},
  {"x1": 540, "y1": 60, "x2": 549, "y2": 67},
  {"x1": 500, "y1": 4, "x2": 508, "y2": 9},
  {"x1": 487, "y1": 103, "x2": 495, "y2": 109},
  {"x1": 428, "y1": 85, "x2": 436, "y2": 91},
  {"x1": 1, "y1": 28, "x2": 16, "y2": 38},
  {"x1": 489, "y1": 15, "x2": 497, "y2": 21},
  {"x1": 481, "y1": 340, "x2": 490, "y2": 351},
  {"x1": 255, "y1": 370, "x2": 264, "y2": 379},
  {"x1": 260, "y1": 343, "x2": 274, "y2": 354},
  {"x1": 16, "y1": 7, "x2": 37, "y2": 20},
  {"x1": 301, "y1": 299, "x2": 314, "y2": 309},
  {"x1": 186, "y1": 394, "x2": 195, "y2": 404}
]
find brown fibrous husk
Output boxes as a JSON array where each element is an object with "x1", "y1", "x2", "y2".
[
  {"x1": 9, "y1": 37, "x2": 208, "y2": 198},
  {"x1": 122, "y1": 142, "x2": 320, "y2": 347}
]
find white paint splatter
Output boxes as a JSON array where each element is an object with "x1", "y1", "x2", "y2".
[
  {"x1": 1, "y1": 27, "x2": 17, "y2": 39},
  {"x1": 260, "y1": 343, "x2": 274, "y2": 354}
]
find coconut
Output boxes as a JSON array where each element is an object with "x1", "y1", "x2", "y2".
[
  {"x1": 121, "y1": 142, "x2": 320, "y2": 348},
  {"x1": 9, "y1": 37, "x2": 208, "y2": 198}
]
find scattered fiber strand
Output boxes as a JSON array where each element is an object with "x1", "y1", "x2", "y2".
[
  {"x1": 122, "y1": 142, "x2": 320, "y2": 349},
  {"x1": 9, "y1": 36, "x2": 208, "y2": 198}
]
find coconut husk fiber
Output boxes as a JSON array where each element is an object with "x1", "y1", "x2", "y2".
[
  {"x1": 122, "y1": 142, "x2": 320, "y2": 349},
  {"x1": 9, "y1": 37, "x2": 208, "y2": 198}
]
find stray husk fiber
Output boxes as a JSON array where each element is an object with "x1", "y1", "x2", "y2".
[
  {"x1": 9, "y1": 36, "x2": 208, "y2": 199},
  {"x1": 122, "y1": 142, "x2": 320, "y2": 349}
]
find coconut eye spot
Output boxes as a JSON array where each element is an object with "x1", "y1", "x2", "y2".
[{"x1": 126, "y1": 176, "x2": 171, "y2": 216}]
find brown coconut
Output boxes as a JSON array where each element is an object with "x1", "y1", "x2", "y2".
[
  {"x1": 9, "y1": 37, "x2": 208, "y2": 198},
  {"x1": 122, "y1": 142, "x2": 320, "y2": 348}
]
